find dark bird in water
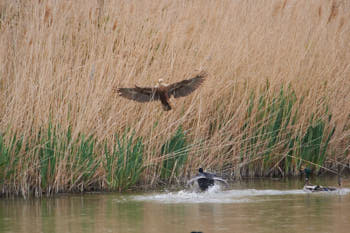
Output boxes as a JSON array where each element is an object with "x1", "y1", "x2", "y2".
[
  {"x1": 302, "y1": 167, "x2": 339, "y2": 192},
  {"x1": 303, "y1": 178, "x2": 338, "y2": 192},
  {"x1": 187, "y1": 168, "x2": 228, "y2": 191},
  {"x1": 116, "y1": 71, "x2": 207, "y2": 111}
]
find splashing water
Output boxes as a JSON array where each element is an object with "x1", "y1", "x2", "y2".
[{"x1": 127, "y1": 185, "x2": 350, "y2": 204}]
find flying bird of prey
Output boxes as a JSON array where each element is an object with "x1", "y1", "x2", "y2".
[{"x1": 116, "y1": 71, "x2": 207, "y2": 111}]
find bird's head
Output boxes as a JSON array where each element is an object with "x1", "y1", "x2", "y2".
[
  {"x1": 199, "y1": 168, "x2": 204, "y2": 173},
  {"x1": 305, "y1": 177, "x2": 310, "y2": 185},
  {"x1": 156, "y1": 79, "x2": 168, "y2": 87}
]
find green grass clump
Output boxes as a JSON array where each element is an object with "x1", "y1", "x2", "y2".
[
  {"x1": 160, "y1": 127, "x2": 188, "y2": 182},
  {"x1": 239, "y1": 84, "x2": 298, "y2": 175},
  {"x1": 238, "y1": 84, "x2": 335, "y2": 177},
  {"x1": 294, "y1": 113, "x2": 335, "y2": 174},
  {"x1": 0, "y1": 125, "x2": 145, "y2": 197},
  {"x1": 0, "y1": 133, "x2": 21, "y2": 192},
  {"x1": 104, "y1": 132, "x2": 144, "y2": 191}
]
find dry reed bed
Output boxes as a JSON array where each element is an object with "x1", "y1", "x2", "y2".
[{"x1": 0, "y1": 0, "x2": 350, "y2": 196}]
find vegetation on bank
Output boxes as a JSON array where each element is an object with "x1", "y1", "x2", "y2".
[
  {"x1": 0, "y1": 0, "x2": 350, "y2": 197},
  {"x1": 0, "y1": 84, "x2": 344, "y2": 197}
]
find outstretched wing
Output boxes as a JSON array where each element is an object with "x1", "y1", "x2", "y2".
[
  {"x1": 168, "y1": 71, "x2": 207, "y2": 98},
  {"x1": 116, "y1": 86, "x2": 159, "y2": 102},
  {"x1": 213, "y1": 177, "x2": 228, "y2": 185},
  {"x1": 186, "y1": 175, "x2": 206, "y2": 186}
]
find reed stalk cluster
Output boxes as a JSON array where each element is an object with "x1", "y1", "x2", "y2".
[{"x1": 0, "y1": 0, "x2": 349, "y2": 197}]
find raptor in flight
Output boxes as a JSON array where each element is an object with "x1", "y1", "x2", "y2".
[{"x1": 116, "y1": 71, "x2": 207, "y2": 111}]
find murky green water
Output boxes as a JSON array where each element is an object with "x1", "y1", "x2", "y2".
[{"x1": 1, "y1": 177, "x2": 350, "y2": 233}]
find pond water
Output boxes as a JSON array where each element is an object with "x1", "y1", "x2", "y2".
[{"x1": 1, "y1": 177, "x2": 350, "y2": 233}]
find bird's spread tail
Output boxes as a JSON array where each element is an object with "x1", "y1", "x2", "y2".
[
  {"x1": 162, "y1": 103, "x2": 171, "y2": 111},
  {"x1": 160, "y1": 96, "x2": 172, "y2": 111}
]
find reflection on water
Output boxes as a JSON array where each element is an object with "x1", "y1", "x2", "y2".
[{"x1": 1, "y1": 178, "x2": 350, "y2": 233}]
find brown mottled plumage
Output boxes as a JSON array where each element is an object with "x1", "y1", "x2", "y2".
[{"x1": 116, "y1": 71, "x2": 207, "y2": 111}]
